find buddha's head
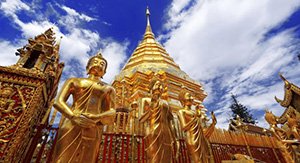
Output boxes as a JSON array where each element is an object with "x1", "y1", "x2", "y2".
[
  {"x1": 179, "y1": 90, "x2": 194, "y2": 108},
  {"x1": 150, "y1": 80, "x2": 164, "y2": 100},
  {"x1": 86, "y1": 52, "x2": 107, "y2": 78}
]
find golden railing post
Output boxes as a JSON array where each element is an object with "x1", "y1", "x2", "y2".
[
  {"x1": 241, "y1": 131, "x2": 253, "y2": 158},
  {"x1": 269, "y1": 137, "x2": 281, "y2": 163}
]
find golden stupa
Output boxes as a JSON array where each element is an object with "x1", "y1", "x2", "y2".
[{"x1": 0, "y1": 7, "x2": 298, "y2": 163}]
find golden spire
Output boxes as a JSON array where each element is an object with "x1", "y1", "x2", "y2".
[
  {"x1": 144, "y1": 6, "x2": 155, "y2": 41},
  {"x1": 146, "y1": 6, "x2": 151, "y2": 27},
  {"x1": 116, "y1": 6, "x2": 200, "y2": 86},
  {"x1": 119, "y1": 6, "x2": 180, "y2": 72}
]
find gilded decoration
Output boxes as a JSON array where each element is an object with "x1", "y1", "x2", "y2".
[
  {"x1": 0, "y1": 82, "x2": 35, "y2": 158},
  {"x1": 264, "y1": 74, "x2": 300, "y2": 162},
  {"x1": 0, "y1": 27, "x2": 64, "y2": 162}
]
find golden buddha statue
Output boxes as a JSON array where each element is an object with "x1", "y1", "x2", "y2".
[
  {"x1": 139, "y1": 79, "x2": 177, "y2": 163},
  {"x1": 177, "y1": 89, "x2": 210, "y2": 163},
  {"x1": 52, "y1": 52, "x2": 116, "y2": 163}
]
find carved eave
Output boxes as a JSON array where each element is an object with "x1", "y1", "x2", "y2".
[
  {"x1": 0, "y1": 66, "x2": 46, "y2": 80},
  {"x1": 276, "y1": 106, "x2": 294, "y2": 124},
  {"x1": 275, "y1": 75, "x2": 300, "y2": 107},
  {"x1": 276, "y1": 86, "x2": 293, "y2": 107},
  {"x1": 290, "y1": 83, "x2": 300, "y2": 95},
  {"x1": 273, "y1": 75, "x2": 300, "y2": 124}
]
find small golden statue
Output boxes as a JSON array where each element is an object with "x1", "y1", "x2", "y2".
[
  {"x1": 0, "y1": 87, "x2": 15, "y2": 114},
  {"x1": 264, "y1": 109, "x2": 284, "y2": 140},
  {"x1": 52, "y1": 52, "x2": 116, "y2": 162},
  {"x1": 286, "y1": 113, "x2": 300, "y2": 140},
  {"x1": 129, "y1": 101, "x2": 139, "y2": 134},
  {"x1": 229, "y1": 115, "x2": 246, "y2": 131},
  {"x1": 177, "y1": 89, "x2": 210, "y2": 163},
  {"x1": 139, "y1": 79, "x2": 177, "y2": 163}
]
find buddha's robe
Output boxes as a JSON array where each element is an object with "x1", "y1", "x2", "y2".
[
  {"x1": 53, "y1": 78, "x2": 115, "y2": 163},
  {"x1": 177, "y1": 109, "x2": 210, "y2": 163},
  {"x1": 141, "y1": 98, "x2": 176, "y2": 163}
]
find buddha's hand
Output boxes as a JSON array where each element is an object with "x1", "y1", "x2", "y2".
[
  {"x1": 71, "y1": 114, "x2": 96, "y2": 128},
  {"x1": 82, "y1": 111, "x2": 116, "y2": 125},
  {"x1": 81, "y1": 113, "x2": 101, "y2": 120}
]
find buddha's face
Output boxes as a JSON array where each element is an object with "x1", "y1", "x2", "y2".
[
  {"x1": 151, "y1": 81, "x2": 163, "y2": 98},
  {"x1": 87, "y1": 57, "x2": 107, "y2": 77},
  {"x1": 184, "y1": 92, "x2": 193, "y2": 107}
]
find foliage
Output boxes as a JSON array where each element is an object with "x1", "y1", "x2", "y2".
[{"x1": 230, "y1": 94, "x2": 256, "y2": 124}]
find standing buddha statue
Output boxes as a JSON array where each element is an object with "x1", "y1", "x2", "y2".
[
  {"x1": 177, "y1": 89, "x2": 210, "y2": 163},
  {"x1": 139, "y1": 79, "x2": 177, "y2": 163},
  {"x1": 52, "y1": 52, "x2": 116, "y2": 162}
]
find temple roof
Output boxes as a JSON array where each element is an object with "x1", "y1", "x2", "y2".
[
  {"x1": 116, "y1": 7, "x2": 197, "y2": 83},
  {"x1": 274, "y1": 74, "x2": 300, "y2": 120}
]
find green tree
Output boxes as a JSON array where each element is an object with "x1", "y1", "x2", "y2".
[{"x1": 230, "y1": 94, "x2": 256, "y2": 124}]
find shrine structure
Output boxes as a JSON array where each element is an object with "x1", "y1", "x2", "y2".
[{"x1": 0, "y1": 28, "x2": 64, "y2": 162}]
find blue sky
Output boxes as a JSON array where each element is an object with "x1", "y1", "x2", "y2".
[{"x1": 0, "y1": 0, "x2": 300, "y2": 128}]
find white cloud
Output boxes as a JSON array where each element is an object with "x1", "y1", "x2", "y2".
[
  {"x1": 0, "y1": 0, "x2": 29, "y2": 16},
  {"x1": 57, "y1": 5, "x2": 97, "y2": 30},
  {"x1": 236, "y1": 30, "x2": 296, "y2": 83},
  {"x1": 59, "y1": 28, "x2": 100, "y2": 66},
  {"x1": 60, "y1": 5, "x2": 96, "y2": 22},
  {"x1": 165, "y1": 0, "x2": 195, "y2": 29},
  {"x1": 163, "y1": 0, "x2": 300, "y2": 128},
  {"x1": 18, "y1": 21, "x2": 57, "y2": 38},
  {"x1": 0, "y1": 41, "x2": 19, "y2": 66},
  {"x1": 101, "y1": 41, "x2": 129, "y2": 82}
]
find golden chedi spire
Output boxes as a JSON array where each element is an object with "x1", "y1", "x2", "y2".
[
  {"x1": 113, "y1": 7, "x2": 207, "y2": 109},
  {"x1": 118, "y1": 7, "x2": 196, "y2": 83}
]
